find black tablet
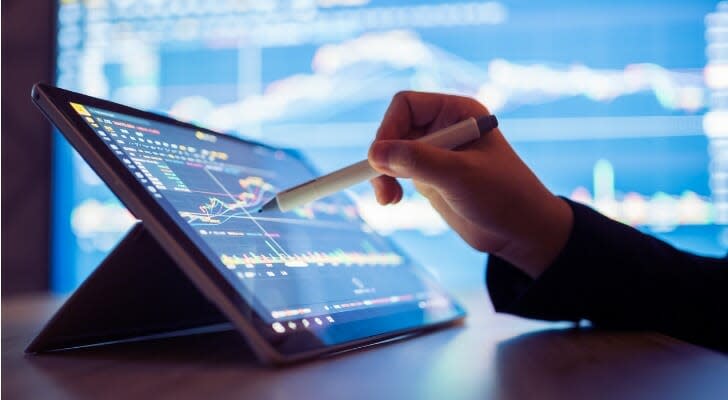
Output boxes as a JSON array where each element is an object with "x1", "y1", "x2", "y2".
[{"x1": 30, "y1": 83, "x2": 466, "y2": 365}]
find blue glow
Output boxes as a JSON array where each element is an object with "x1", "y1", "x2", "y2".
[{"x1": 53, "y1": 0, "x2": 728, "y2": 293}]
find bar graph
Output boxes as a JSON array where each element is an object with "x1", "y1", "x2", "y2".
[{"x1": 220, "y1": 246, "x2": 404, "y2": 269}]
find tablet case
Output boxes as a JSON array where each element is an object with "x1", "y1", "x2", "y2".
[{"x1": 26, "y1": 223, "x2": 229, "y2": 353}]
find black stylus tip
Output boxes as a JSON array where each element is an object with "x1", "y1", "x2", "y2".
[
  {"x1": 476, "y1": 115, "x2": 498, "y2": 133},
  {"x1": 258, "y1": 199, "x2": 278, "y2": 213}
]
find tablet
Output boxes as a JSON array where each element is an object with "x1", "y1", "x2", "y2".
[{"x1": 30, "y1": 83, "x2": 466, "y2": 364}]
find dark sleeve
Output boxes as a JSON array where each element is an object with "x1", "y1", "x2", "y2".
[{"x1": 486, "y1": 198, "x2": 728, "y2": 352}]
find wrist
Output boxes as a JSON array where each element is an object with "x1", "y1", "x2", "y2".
[{"x1": 495, "y1": 195, "x2": 574, "y2": 278}]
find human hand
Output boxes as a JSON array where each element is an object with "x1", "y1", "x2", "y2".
[{"x1": 368, "y1": 91, "x2": 573, "y2": 278}]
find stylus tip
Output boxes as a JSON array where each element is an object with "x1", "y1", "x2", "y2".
[{"x1": 258, "y1": 199, "x2": 279, "y2": 213}]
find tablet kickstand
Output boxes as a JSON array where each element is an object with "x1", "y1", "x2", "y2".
[{"x1": 26, "y1": 223, "x2": 229, "y2": 353}]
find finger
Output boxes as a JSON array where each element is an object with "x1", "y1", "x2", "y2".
[
  {"x1": 369, "y1": 176, "x2": 386, "y2": 205},
  {"x1": 369, "y1": 140, "x2": 465, "y2": 193},
  {"x1": 375, "y1": 91, "x2": 446, "y2": 141},
  {"x1": 381, "y1": 175, "x2": 404, "y2": 204},
  {"x1": 391, "y1": 180, "x2": 404, "y2": 204},
  {"x1": 376, "y1": 91, "x2": 490, "y2": 141},
  {"x1": 370, "y1": 175, "x2": 402, "y2": 205}
]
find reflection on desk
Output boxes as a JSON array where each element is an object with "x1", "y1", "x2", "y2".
[{"x1": 3, "y1": 291, "x2": 728, "y2": 400}]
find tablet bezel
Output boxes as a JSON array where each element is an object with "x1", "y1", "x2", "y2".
[{"x1": 32, "y1": 83, "x2": 466, "y2": 365}]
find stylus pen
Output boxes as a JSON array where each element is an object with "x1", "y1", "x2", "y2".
[{"x1": 259, "y1": 115, "x2": 499, "y2": 213}]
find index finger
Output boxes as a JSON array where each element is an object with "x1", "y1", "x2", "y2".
[{"x1": 375, "y1": 91, "x2": 446, "y2": 141}]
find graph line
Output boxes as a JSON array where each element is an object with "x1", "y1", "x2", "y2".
[
  {"x1": 202, "y1": 167, "x2": 291, "y2": 257},
  {"x1": 180, "y1": 212, "x2": 358, "y2": 230}
]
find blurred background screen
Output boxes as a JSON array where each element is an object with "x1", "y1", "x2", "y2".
[{"x1": 53, "y1": 0, "x2": 728, "y2": 293}]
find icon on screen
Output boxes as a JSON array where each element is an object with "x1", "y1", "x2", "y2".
[
  {"x1": 69, "y1": 102, "x2": 91, "y2": 116},
  {"x1": 271, "y1": 322, "x2": 285, "y2": 334}
]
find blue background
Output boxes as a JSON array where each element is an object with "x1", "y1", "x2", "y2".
[{"x1": 53, "y1": 0, "x2": 727, "y2": 293}]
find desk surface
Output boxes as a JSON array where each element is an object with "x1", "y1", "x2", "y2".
[{"x1": 3, "y1": 291, "x2": 727, "y2": 400}]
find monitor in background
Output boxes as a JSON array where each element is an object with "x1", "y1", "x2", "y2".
[{"x1": 52, "y1": 0, "x2": 727, "y2": 293}]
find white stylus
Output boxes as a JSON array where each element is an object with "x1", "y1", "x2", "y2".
[{"x1": 259, "y1": 115, "x2": 498, "y2": 213}]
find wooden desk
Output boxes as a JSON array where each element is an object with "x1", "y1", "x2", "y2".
[{"x1": 3, "y1": 291, "x2": 727, "y2": 400}]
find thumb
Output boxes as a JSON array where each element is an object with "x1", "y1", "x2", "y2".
[{"x1": 369, "y1": 140, "x2": 464, "y2": 189}]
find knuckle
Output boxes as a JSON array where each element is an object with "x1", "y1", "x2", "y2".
[
  {"x1": 392, "y1": 90, "x2": 413, "y2": 102},
  {"x1": 390, "y1": 91, "x2": 412, "y2": 110},
  {"x1": 446, "y1": 93, "x2": 489, "y2": 119}
]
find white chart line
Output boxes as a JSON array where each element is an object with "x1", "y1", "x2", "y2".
[
  {"x1": 183, "y1": 212, "x2": 359, "y2": 230},
  {"x1": 202, "y1": 167, "x2": 291, "y2": 257}
]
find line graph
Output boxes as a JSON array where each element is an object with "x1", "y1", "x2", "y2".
[
  {"x1": 202, "y1": 167, "x2": 291, "y2": 258},
  {"x1": 236, "y1": 176, "x2": 275, "y2": 209},
  {"x1": 186, "y1": 167, "x2": 404, "y2": 271},
  {"x1": 178, "y1": 172, "x2": 362, "y2": 226},
  {"x1": 179, "y1": 174, "x2": 276, "y2": 225},
  {"x1": 170, "y1": 165, "x2": 402, "y2": 272}
]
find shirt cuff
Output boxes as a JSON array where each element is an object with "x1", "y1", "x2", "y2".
[{"x1": 485, "y1": 198, "x2": 615, "y2": 322}]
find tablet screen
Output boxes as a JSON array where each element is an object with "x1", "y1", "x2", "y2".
[{"x1": 69, "y1": 101, "x2": 462, "y2": 340}]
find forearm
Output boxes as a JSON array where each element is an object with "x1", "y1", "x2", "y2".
[{"x1": 486, "y1": 199, "x2": 728, "y2": 351}]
